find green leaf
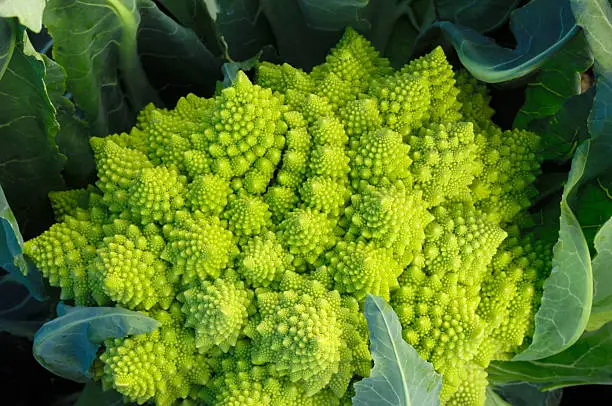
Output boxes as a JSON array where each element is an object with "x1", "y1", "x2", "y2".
[
  {"x1": 43, "y1": 0, "x2": 160, "y2": 136},
  {"x1": 215, "y1": 0, "x2": 435, "y2": 70},
  {"x1": 221, "y1": 51, "x2": 261, "y2": 88},
  {"x1": 489, "y1": 383, "x2": 562, "y2": 406},
  {"x1": 485, "y1": 387, "x2": 511, "y2": 406},
  {"x1": 574, "y1": 176, "x2": 612, "y2": 251},
  {"x1": 74, "y1": 382, "x2": 124, "y2": 406},
  {"x1": 489, "y1": 322, "x2": 612, "y2": 388},
  {"x1": 42, "y1": 55, "x2": 96, "y2": 188},
  {"x1": 367, "y1": 0, "x2": 436, "y2": 68},
  {"x1": 0, "y1": 270, "x2": 52, "y2": 339},
  {"x1": 353, "y1": 294, "x2": 442, "y2": 406},
  {"x1": 136, "y1": 1, "x2": 222, "y2": 104},
  {"x1": 154, "y1": 0, "x2": 222, "y2": 55},
  {"x1": 568, "y1": 0, "x2": 612, "y2": 335},
  {"x1": 297, "y1": 0, "x2": 369, "y2": 31},
  {"x1": 514, "y1": 31, "x2": 594, "y2": 129},
  {"x1": 215, "y1": 0, "x2": 277, "y2": 62},
  {"x1": 586, "y1": 217, "x2": 612, "y2": 331},
  {"x1": 527, "y1": 88, "x2": 593, "y2": 162},
  {"x1": 435, "y1": 0, "x2": 520, "y2": 33},
  {"x1": 517, "y1": 0, "x2": 612, "y2": 355},
  {"x1": 33, "y1": 303, "x2": 160, "y2": 382},
  {"x1": 514, "y1": 143, "x2": 593, "y2": 361},
  {"x1": 0, "y1": 18, "x2": 16, "y2": 80},
  {"x1": 0, "y1": 0, "x2": 46, "y2": 32},
  {"x1": 434, "y1": 0, "x2": 578, "y2": 83},
  {"x1": 0, "y1": 185, "x2": 47, "y2": 299},
  {"x1": 0, "y1": 23, "x2": 66, "y2": 238}
]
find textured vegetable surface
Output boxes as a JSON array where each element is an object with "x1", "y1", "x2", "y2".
[{"x1": 23, "y1": 28, "x2": 549, "y2": 406}]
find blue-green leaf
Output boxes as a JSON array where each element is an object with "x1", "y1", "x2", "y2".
[
  {"x1": 33, "y1": 304, "x2": 160, "y2": 382},
  {"x1": 434, "y1": 0, "x2": 578, "y2": 83},
  {"x1": 0, "y1": 0, "x2": 46, "y2": 32},
  {"x1": 353, "y1": 294, "x2": 441, "y2": 406}
]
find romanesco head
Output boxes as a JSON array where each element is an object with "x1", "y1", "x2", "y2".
[{"x1": 23, "y1": 27, "x2": 546, "y2": 406}]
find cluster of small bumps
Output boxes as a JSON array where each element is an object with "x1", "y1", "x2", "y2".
[{"x1": 24, "y1": 28, "x2": 550, "y2": 406}]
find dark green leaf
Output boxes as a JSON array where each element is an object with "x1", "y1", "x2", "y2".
[
  {"x1": 258, "y1": 0, "x2": 344, "y2": 70},
  {"x1": 490, "y1": 383, "x2": 562, "y2": 406},
  {"x1": 297, "y1": 0, "x2": 369, "y2": 31},
  {"x1": 221, "y1": 51, "x2": 261, "y2": 88},
  {"x1": 0, "y1": 270, "x2": 52, "y2": 338},
  {"x1": 154, "y1": 0, "x2": 222, "y2": 55},
  {"x1": 0, "y1": 186, "x2": 47, "y2": 299},
  {"x1": 435, "y1": 0, "x2": 520, "y2": 33},
  {"x1": 43, "y1": 0, "x2": 161, "y2": 136},
  {"x1": 353, "y1": 294, "x2": 442, "y2": 406},
  {"x1": 0, "y1": 18, "x2": 17, "y2": 80},
  {"x1": 33, "y1": 303, "x2": 160, "y2": 382},
  {"x1": 568, "y1": 0, "x2": 612, "y2": 337},
  {"x1": 515, "y1": 31, "x2": 594, "y2": 129},
  {"x1": 574, "y1": 176, "x2": 612, "y2": 251},
  {"x1": 514, "y1": 143, "x2": 592, "y2": 361},
  {"x1": 586, "y1": 217, "x2": 612, "y2": 331},
  {"x1": 489, "y1": 322, "x2": 612, "y2": 388},
  {"x1": 42, "y1": 55, "x2": 96, "y2": 188},
  {"x1": 434, "y1": 0, "x2": 578, "y2": 82},
  {"x1": 74, "y1": 382, "x2": 124, "y2": 406},
  {"x1": 0, "y1": 0, "x2": 46, "y2": 32},
  {"x1": 485, "y1": 387, "x2": 511, "y2": 406},
  {"x1": 515, "y1": 0, "x2": 612, "y2": 355},
  {"x1": 216, "y1": 0, "x2": 435, "y2": 70},
  {"x1": 367, "y1": 0, "x2": 436, "y2": 68},
  {"x1": 0, "y1": 24, "x2": 66, "y2": 238},
  {"x1": 137, "y1": 0, "x2": 222, "y2": 104},
  {"x1": 528, "y1": 88, "x2": 593, "y2": 162},
  {"x1": 215, "y1": 0, "x2": 277, "y2": 62}
]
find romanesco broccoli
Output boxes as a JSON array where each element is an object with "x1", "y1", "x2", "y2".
[{"x1": 24, "y1": 27, "x2": 548, "y2": 406}]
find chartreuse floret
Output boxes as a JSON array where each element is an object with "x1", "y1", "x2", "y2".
[
  {"x1": 471, "y1": 127, "x2": 542, "y2": 223},
  {"x1": 246, "y1": 272, "x2": 370, "y2": 398},
  {"x1": 407, "y1": 122, "x2": 479, "y2": 206},
  {"x1": 162, "y1": 211, "x2": 237, "y2": 285},
  {"x1": 90, "y1": 225, "x2": 174, "y2": 310},
  {"x1": 179, "y1": 278, "x2": 253, "y2": 353},
  {"x1": 101, "y1": 305, "x2": 210, "y2": 406},
  {"x1": 23, "y1": 27, "x2": 547, "y2": 406},
  {"x1": 349, "y1": 127, "x2": 412, "y2": 190},
  {"x1": 238, "y1": 231, "x2": 294, "y2": 288},
  {"x1": 343, "y1": 181, "x2": 433, "y2": 266},
  {"x1": 401, "y1": 46, "x2": 462, "y2": 123}
]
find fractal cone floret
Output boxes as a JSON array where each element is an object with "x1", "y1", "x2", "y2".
[{"x1": 24, "y1": 27, "x2": 547, "y2": 406}]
